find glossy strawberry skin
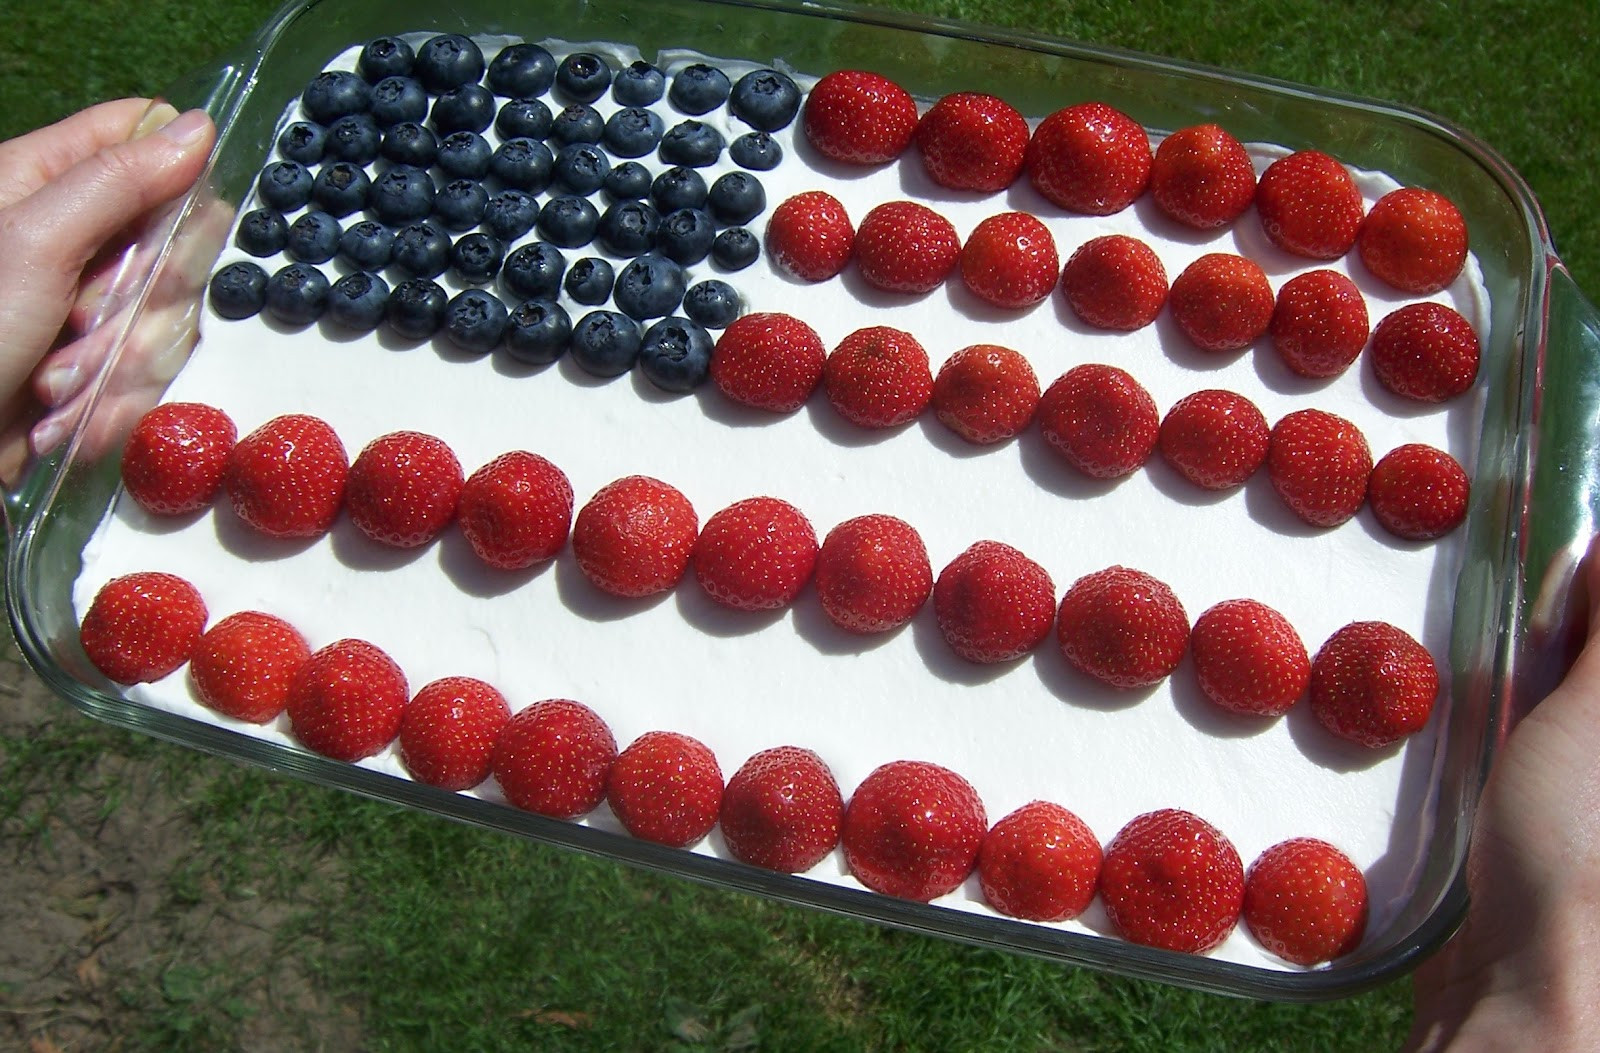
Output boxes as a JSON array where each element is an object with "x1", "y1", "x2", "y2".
[
  {"x1": 491, "y1": 698, "x2": 618, "y2": 819},
  {"x1": 766, "y1": 191, "x2": 853, "y2": 281},
  {"x1": 1148, "y1": 123, "x2": 1256, "y2": 230},
  {"x1": 189, "y1": 610, "x2": 310, "y2": 723},
  {"x1": 931, "y1": 344, "x2": 1041, "y2": 445},
  {"x1": 1310, "y1": 621, "x2": 1439, "y2": 748},
  {"x1": 345, "y1": 430, "x2": 464, "y2": 548},
  {"x1": 1269, "y1": 269, "x2": 1370, "y2": 379},
  {"x1": 399, "y1": 676, "x2": 512, "y2": 791},
  {"x1": 1244, "y1": 837, "x2": 1369, "y2": 966},
  {"x1": 1368, "y1": 302, "x2": 1480, "y2": 403},
  {"x1": 80, "y1": 571, "x2": 208, "y2": 685},
  {"x1": 823, "y1": 326, "x2": 934, "y2": 428},
  {"x1": 1025, "y1": 101, "x2": 1152, "y2": 215},
  {"x1": 842, "y1": 759, "x2": 988, "y2": 902},
  {"x1": 1157, "y1": 389, "x2": 1269, "y2": 491},
  {"x1": 933, "y1": 540, "x2": 1056, "y2": 664},
  {"x1": 1189, "y1": 599, "x2": 1310, "y2": 718},
  {"x1": 606, "y1": 730, "x2": 724, "y2": 848},
  {"x1": 692, "y1": 496, "x2": 819, "y2": 611},
  {"x1": 1056, "y1": 565, "x2": 1189, "y2": 689},
  {"x1": 1059, "y1": 234, "x2": 1168, "y2": 331},
  {"x1": 1357, "y1": 187, "x2": 1468, "y2": 294},
  {"x1": 456, "y1": 451, "x2": 574, "y2": 570},
  {"x1": 120, "y1": 402, "x2": 237, "y2": 516},
  {"x1": 959, "y1": 212, "x2": 1059, "y2": 309},
  {"x1": 1100, "y1": 808, "x2": 1244, "y2": 954},
  {"x1": 978, "y1": 800, "x2": 1103, "y2": 922},
  {"x1": 1168, "y1": 253, "x2": 1274, "y2": 353},
  {"x1": 814, "y1": 514, "x2": 932, "y2": 634},
  {"x1": 914, "y1": 92, "x2": 1029, "y2": 193},
  {"x1": 1036, "y1": 363, "x2": 1159, "y2": 479},
  {"x1": 1267, "y1": 409, "x2": 1373, "y2": 528},
  {"x1": 720, "y1": 745, "x2": 844, "y2": 872},
  {"x1": 1367, "y1": 444, "x2": 1470, "y2": 541},
  {"x1": 852, "y1": 200, "x2": 961, "y2": 294},
  {"x1": 223, "y1": 414, "x2": 349, "y2": 539},
  {"x1": 286, "y1": 638, "x2": 409, "y2": 763},
  {"x1": 572, "y1": 475, "x2": 699, "y2": 597},
  {"x1": 710, "y1": 312, "x2": 827, "y2": 413},
  {"x1": 803, "y1": 69, "x2": 919, "y2": 165},
  {"x1": 1255, "y1": 150, "x2": 1364, "y2": 260}
]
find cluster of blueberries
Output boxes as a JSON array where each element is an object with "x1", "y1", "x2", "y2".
[{"x1": 207, "y1": 33, "x2": 803, "y2": 391}]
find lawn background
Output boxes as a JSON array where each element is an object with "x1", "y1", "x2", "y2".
[{"x1": 3, "y1": 1, "x2": 1598, "y2": 1050}]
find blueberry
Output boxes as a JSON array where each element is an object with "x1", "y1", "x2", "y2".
[
  {"x1": 537, "y1": 195, "x2": 600, "y2": 248},
  {"x1": 369, "y1": 76, "x2": 429, "y2": 127},
  {"x1": 339, "y1": 220, "x2": 395, "y2": 270},
  {"x1": 708, "y1": 171, "x2": 766, "y2": 225},
  {"x1": 359, "y1": 36, "x2": 415, "y2": 82},
  {"x1": 603, "y1": 161, "x2": 652, "y2": 202},
  {"x1": 386, "y1": 277, "x2": 448, "y2": 340},
  {"x1": 552, "y1": 143, "x2": 610, "y2": 196},
  {"x1": 503, "y1": 299, "x2": 572, "y2": 364},
  {"x1": 668, "y1": 63, "x2": 730, "y2": 115},
  {"x1": 482, "y1": 189, "x2": 540, "y2": 241},
  {"x1": 285, "y1": 211, "x2": 342, "y2": 264},
  {"x1": 602, "y1": 107, "x2": 664, "y2": 158},
  {"x1": 327, "y1": 271, "x2": 391, "y2": 331},
  {"x1": 488, "y1": 42, "x2": 556, "y2": 98},
  {"x1": 650, "y1": 166, "x2": 708, "y2": 213},
  {"x1": 729, "y1": 131, "x2": 783, "y2": 171},
  {"x1": 502, "y1": 242, "x2": 566, "y2": 300},
  {"x1": 451, "y1": 232, "x2": 506, "y2": 284},
  {"x1": 495, "y1": 98, "x2": 553, "y2": 141},
  {"x1": 555, "y1": 53, "x2": 611, "y2": 104},
  {"x1": 657, "y1": 208, "x2": 716, "y2": 266},
  {"x1": 613, "y1": 61, "x2": 666, "y2": 105},
  {"x1": 489, "y1": 138, "x2": 554, "y2": 193},
  {"x1": 729, "y1": 69, "x2": 802, "y2": 131},
  {"x1": 301, "y1": 70, "x2": 371, "y2": 124},
  {"x1": 277, "y1": 121, "x2": 327, "y2": 165},
  {"x1": 564, "y1": 258, "x2": 615, "y2": 306},
  {"x1": 597, "y1": 200, "x2": 661, "y2": 257},
  {"x1": 437, "y1": 131, "x2": 493, "y2": 179},
  {"x1": 236, "y1": 208, "x2": 289, "y2": 257},
  {"x1": 391, "y1": 222, "x2": 451, "y2": 278},
  {"x1": 379, "y1": 122, "x2": 436, "y2": 168},
  {"x1": 638, "y1": 316, "x2": 714, "y2": 391},
  {"x1": 431, "y1": 83, "x2": 496, "y2": 135},
  {"x1": 658, "y1": 120, "x2": 724, "y2": 167},
  {"x1": 256, "y1": 160, "x2": 313, "y2": 211},
  {"x1": 568, "y1": 310, "x2": 642, "y2": 377},
  {"x1": 369, "y1": 165, "x2": 436, "y2": 225},
  {"x1": 264, "y1": 263, "x2": 330, "y2": 325},
  {"x1": 711, "y1": 226, "x2": 760, "y2": 270},
  {"x1": 415, "y1": 34, "x2": 485, "y2": 94},
  {"x1": 209, "y1": 261, "x2": 269, "y2": 319},
  {"x1": 324, "y1": 114, "x2": 382, "y2": 164},
  {"x1": 550, "y1": 103, "x2": 604, "y2": 146},
  {"x1": 613, "y1": 253, "x2": 686, "y2": 321},
  {"x1": 310, "y1": 162, "x2": 370, "y2": 217},
  {"x1": 433, "y1": 178, "x2": 490, "y2": 232},
  {"x1": 682, "y1": 280, "x2": 743, "y2": 328},
  {"x1": 444, "y1": 288, "x2": 509, "y2": 354}
]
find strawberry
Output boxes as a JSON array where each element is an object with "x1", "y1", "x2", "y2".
[
  {"x1": 692, "y1": 496, "x2": 819, "y2": 611},
  {"x1": 399, "y1": 676, "x2": 512, "y2": 791},
  {"x1": 852, "y1": 200, "x2": 961, "y2": 294},
  {"x1": 456, "y1": 450, "x2": 574, "y2": 570},
  {"x1": 1058, "y1": 234, "x2": 1168, "y2": 331},
  {"x1": 1310, "y1": 621, "x2": 1439, "y2": 748},
  {"x1": 823, "y1": 326, "x2": 934, "y2": 428},
  {"x1": 977, "y1": 800, "x2": 1103, "y2": 922},
  {"x1": 766, "y1": 191, "x2": 853, "y2": 281},
  {"x1": 930, "y1": 343, "x2": 1041, "y2": 445},
  {"x1": 1268, "y1": 269, "x2": 1370, "y2": 379},
  {"x1": 958, "y1": 211, "x2": 1059, "y2": 309},
  {"x1": 1255, "y1": 150, "x2": 1364, "y2": 260},
  {"x1": 1243, "y1": 837, "x2": 1369, "y2": 966},
  {"x1": 572, "y1": 475, "x2": 699, "y2": 597},
  {"x1": 720, "y1": 745, "x2": 844, "y2": 872},
  {"x1": 1357, "y1": 187, "x2": 1469, "y2": 294},
  {"x1": 1100, "y1": 808, "x2": 1244, "y2": 954},
  {"x1": 710, "y1": 312, "x2": 827, "y2": 413},
  {"x1": 802, "y1": 69, "x2": 919, "y2": 165},
  {"x1": 1368, "y1": 301, "x2": 1480, "y2": 403},
  {"x1": 188, "y1": 610, "x2": 310, "y2": 723},
  {"x1": 1024, "y1": 101, "x2": 1152, "y2": 215},
  {"x1": 1148, "y1": 123, "x2": 1256, "y2": 230},
  {"x1": 1267, "y1": 409, "x2": 1372, "y2": 527},
  {"x1": 1188, "y1": 599, "x2": 1310, "y2": 718},
  {"x1": 345, "y1": 430, "x2": 464, "y2": 548},
  {"x1": 933, "y1": 540, "x2": 1056, "y2": 664},
  {"x1": 286, "y1": 638, "x2": 409, "y2": 762},
  {"x1": 1157, "y1": 389, "x2": 1269, "y2": 491},
  {"x1": 491, "y1": 698, "x2": 618, "y2": 818},
  {"x1": 1167, "y1": 253, "x2": 1274, "y2": 353},
  {"x1": 79, "y1": 571, "x2": 208, "y2": 685},
  {"x1": 120, "y1": 402, "x2": 237, "y2": 516},
  {"x1": 814, "y1": 513, "x2": 932, "y2": 633},
  {"x1": 1036, "y1": 363, "x2": 1159, "y2": 479},
  {"x1": 223, "y1": 414, "x2": 348, "y2": 539},
  {"x1": 1055, "y1": 565, "x2": 1189, "y2": 689},
  {"x1": 841, "y1": 759, "x2": 987, "y2": 901},
  {"x1": 913, "y1": 91, "x2": 1029, "y2": 193},
  {"x1": 1367, "y1": 443, "x2": 1470, "y2": 541},
  {"x1": 606, "y1": 730, "x2": 724, "y2": 848}
]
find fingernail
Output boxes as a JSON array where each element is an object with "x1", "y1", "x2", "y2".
[
  {"x1": 39, "y1": 363, "x2": 83, "y2": 406},
  {"x1": 31, "y1": 414, "x2": 72, "y2": 456},
  {"x1": 157, "y1": 109, "x2": 210, "y2": 147}
]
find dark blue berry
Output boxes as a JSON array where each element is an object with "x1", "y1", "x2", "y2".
[
  {"x1": 264, "y1": 263, "x2": 330, "y2": 325},
  {"x1": 537, "y1": 195, "x2": 599, "y2": 248},
  {"x1": 358, "y1": 36, "x2": 415, "y2": 83},
  {"x1": 285, "y1": 211, "x2": 342, "y2": 264},
  {"x1": 568, "y1": 310, "x2": 642, "y2": 377},
  {"x1": 339, "y1": 220, "x2": 395, "y2": 270},
  {"x1": 381, "y1": 121, "x2": 438, "y2": 167},
  {"x1": 682, "y1": 280, "x2": 743, "y2": 328},
  {"x1": 391, "y1": 222, "x2": 451, "y2": 278},
  {"x1": 209, "y1": 261, "x2": 269, "y2": 319},
  {"x1": 327, "y1": 271, "x2": 390, "y2": 331},
  {"x1": 638, "y1": 316, "x2": 713, "y2": 391},
  {"x1": 277, "y1": 121, "x2": 327, "y2": 165},
  {"x1": 325, "y1": 114, "x2": 382, "y2": 164},
  {"x1": 555, "y1": 53, "x2": 611, "y2": 104},
  {"x1": 711, "y1": 226, "x2": 760, "y2": 270},
  {"x1": 613, "y1": 254, "x2": 686, "y2": 321},
  {"x1": 552, "y1": 143, "x2": 610, "y2": 195},
  {"x1": 502, "y1": 242, "x2": 566, "y2": 300},
  {"x1": 415, "y1": 34, "x2": 485, "y2": 94},
  {"x1": 668, "y1": 64, "x2": 730, "y2": 115},
  {"x1": 369, "y1": 165, "x2": 436, "y2": 225},
  {"x1": 729, "y1": 69, "x2": 802, "y2": 131},
  {"x1": 488, "y1": 42, "x2": 556, "y2": 98},
  {"x1": 650, "y1": 166, "x2": 707, "y2": 212},
  {"x1": 369, "y1": 76, "x2": 429, "y2": 127},
  {"x1": 597, "y1": 200, "x2": 661, "y2": 257},
  {"x1": 708, "y1": 171, "x2": 766, "y2": 225},
  {"x1": 444, "y1": 288, "x2": 509, "y2": 354},
  {"x1": 503, "y1": 299, "x2": 572, "y2": 364},
  {"x1": 603, "y1": 161, "x2": 652, "y2": 202},
  {"x1": 495, "y1": 98, "x2": 553, "y2": 141},
  {"x1": 612, "y1": 61, "x2": 666, "y2": 105},
  {"x1": 550, "y1": 103, "x2": 604, "y2": 146},
  {"x1": 257, "y1": 161, "x2": 313, "y2": 211},
  {"x1": 433, "y1": 179, "x2": 490, "y2": 232},
  {"x1": 482, "y1": 189, "x2": 540, "y2": 241},
  {"x1": 659, "y1": 121, "x2": 724, "y2": 167},
  {"x1": 489, "y1": 138, "x2": 554, "y2": 193},
  {"x1": 564, "y1": 257, "x2": 614, "y2": 305},
  {"x1": 301, "y1": 70, "x2": 371, "y2": 124},
  {"x1": 386, "y1": 278, "x2": 448, "y2": 340},
  {"x1": 729, "y1": 131, "x2": 783, "y2": 171},
  {"x1": 451, "y1": 232, "x2": 505, "y2": 284},
  {"x1": 310, "y1": 162, "x2": 370, "y2": 217},
  {"x1": 236, "y1": 208, "x2": 288, "y2": 257},
  {"x1": 602, "y1": 107, "x2": 664, "y2": 158},
  {"x1": 436, "y1": 131, "x2": 492, "y2": 179},
  {"x1": 657, "y1": 208, "x2": 716, "y2": 266},
  {"x1": 431, "y1": 83, "x2": 496, "y2": 135}
]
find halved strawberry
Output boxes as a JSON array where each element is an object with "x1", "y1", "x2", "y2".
[
  {"x1": 399, "y1": 676, "x2": 511, "y2": 791},
  {"x1": 842, "y1": 759, "x2": 987, "y2": 902},
  {"x1": 189, "y1": 610, "x2": 310, "y2": 723},
  {"x1": 823, "y1": 326, "x2": 934, "y2": 429},
  {"x1": 1244, "y1": 838, "x2": 1369, "y2": 966},
  {"x1": 914, "y1": 92, "x2": 1029, "y2": 193},
  {"x1": 958, "y1": 212, "x2": 1059, "y2": 309},
  {"x1": 345, "y1": 430, "x2": 464, "y2": 548},
  {"x1": 933, "y1": 540, "x2": 1056, "y2": 664},
  {"x1": 1025, "y1": 101, "x2": 1152, "y2": 215},
  {"x1": 1267, "y1": 409, "x2": 1372, "y2": 527},
  {"x1": 1036, "y1": 364, "x2": 1159, "y2": 479},
  {"x1": 720, "y1": 745, "x2": 844, "y2": 873},
  {"x1": 1310, "y1": 622, "x2": 1438, "y2": 748},
  {"x1": 766, "y1": 191, "x2": 853, "y2": 281},
  {"x1": 978, "y1": 800, "x2": 1103, "y2": 922},
  {"x1": 491, "y1": 698, "x2": 618, "y2": 819},
  {"x1": 1368, "y1": 301, "x2": 1480, "y2": 403},
  {"x1": 286, "y1": 638, "x2": 409, "y2": 762},
  {"x1": 80, "y1": 571, "x2": 208, "y2": 685},
  {"x1": 1101, "y1": 808, "x2": 1244, "y2": 954},
  {"x1": 606, "y1": 730, "x2": 724, "y2": 848},
  {"x1": 1269, "y1": 270, "x2": 1369, "y2": 379},
  {"x1": 1168, "y1": 253, "x2": 1274, "y2": 353},
  {"x1": 815, "y1": 514, "x2": 932, "y2": 634},
  {"x1": 1255, "y1": 150, "x2": 1364, "y2": 260},
  {"x1": 692, "y1": 496, "x2": 818, "y2": 611},
  {"x1": 930, "y1": 344, "x2": 1041, "y2": 445},
  {"x1": 1357, "y1": 187, "x2": 1468, "y2": 294},
  {"x1": 1058, "y1": 234, "x2": 1168, "y2": 331},
  {"x1": 852, "y1": 200, "x2": 961, "y2": 294},
  {"x1": 1157, "y1": 389, "x2": 1269, "y2": 491},
  {"x1": 1148, "y1": 124, "x2": 1256, "y2": 230},
  {"x1": 1189, "y1": 599, "x2": 1310, "y2": 718},
  {"x1": 710, "y1": 312, "x2": 827, "y2": 413},
  {"x1": 1056, "y1": 565, "x2": 1189, "y2": 689},
  {"x1": 456, "y1": 451, "x2": 574, "y2": 570},
  {"x1": 120, "y1": 402, "x2": 237, "y2": 516},
  {"x1": 803, "y1": 70, "x2": 919, "y2": 165},
  {"x1": 572, "y1": 475, "x2": 699, "y2": 597},
  {"x1": 223, "y1": 414, "x2": 348, "y2": 539},
  {"x1": 1366, "y1": 444, "x2": 1470, "y2": 541}
]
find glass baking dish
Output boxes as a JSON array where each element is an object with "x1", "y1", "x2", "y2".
[{"x1": 7, "y1": 0, "x2": 1597, "y2": 1002}]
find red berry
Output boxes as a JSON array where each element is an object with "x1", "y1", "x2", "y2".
[
  {"x1": 1255, "y1": 150, "x2": 1364, "y2": 260},
  {"x1": 933, "y1": 540, "x2": 1056, "y2": 664},
  {"x1": 1056, "y1": 565, "x2": 1189, "y2": 689},
  {"x1": 1368, "y1": 301, "x2": 1480, "y2": 403},
  {"x1": 710, "y1": 312, "x2": 827, "y2": 413},
  {"x1": 692, "y1": 496, "x2": 819, "y2": 611},
  {"x1": 1036, "y1": 363, "x2": 1159, "y2": 479},
  {"x1": 189, "y1": 610, "x2": 310, "y2": 723},
  {"x1": 842, "y1": 759, "x2": 987, "y2": 901},
  {"x1": 1025, "y1": 101, "x2": 1152, "y2": 215},
  {"x1": 286, "y1": 638, "x2": 409, "y2": 762},
  {"x1": 491, "y1": 699, "x2": 618, "y2": 818},
  {"x1": 1168, "y1": 253, "x2": 1274, "y2": 353},
  {"x1": 456, "y1": 451, "x2": 574, "y2": 570},
  {"x1": 399, "y1": 676, "x2": 512, "y2": 791},
  {"x1": 345, "y1": 430, "x2": 464, "y2": 548},
  {"x1": 823, "y1": 326, "x2": 934, "y2": 428},
  {"x1": 914, "y1": 92, "x2": 1029, "y2": 193},
  {"x1": 1148, "y1": 124, "x2": 1256, "y2": 230},
  {"x1": 852, "y1": 200, "x2": 961, "y2": 294},
  {"x1": 1367, "y1": 444, "x2": 1470, "y2": 541},
  {"x1": 802, "y1": 70, "x2": 919, "y2": 165},
  {"x1": 1157, "y1": 389, "x2": 1269, "y2": 491},
  {"x1": 978, "y1": 800, "x2": 1103, "y2": 922},
  {"x1": 606, "y1": 730, "x2": 724, "y2": 848},
  {"x1": 572, "y1": 475, "x2": 699, "y2": 597},
  {"x1": 1310, "y1": 621, "x2": 1438, "y2": 748},
  {"x1": 958, "y1": 212, "x2": 1059, "y2": 309},
  {"x1": 120, "y1": 402, "x2": 237, "y2": 516},
  {"x1": 1269, "y1": 270, "x2": 1370, "y2": 379},
  {"x1": 79, "y1": 571, "x2": 208, "y2": 685},
  {"x1": 720, "y1": 745, "x2": 844, "y2": 872},
  {"x1": 1244, "y1": 838, "x2": 1369, "y2": 966},
  {"x1": 1101, "y1": 808, "x2": 1244, "y2": 954},
  {"x1": 766, "y1": 191, "x2": 853, "y2": 281},
  {"x1": 1059, "y1": 234, "x2": 1168, "y2": 331},
  {"x1": 930, "y1": 344, "x2": 1041, "y2": 445},
  {"x1": 815, "y1": 514, "x2": 932, "y2": 633},
  {"x1": 223, "y1": 414, "x2": 348, "y2": 539},
  {"x1": 1189, "y1": 599, "x2": 1310, "y2": 718},
  {"x1": 1357, "y1": 187, "x2": 1468, "y2": 295},
  {"x1": 1267, "y1": 409, "x2": 1372, "y2": 528}
]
